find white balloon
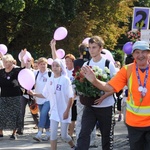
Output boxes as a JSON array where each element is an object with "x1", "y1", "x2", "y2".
[
  {"x1": 101, "y1": 49, "x2": 115, "y2": 63},
  {"x1": 82, "y1": 37, "x2": 90, "y2": 45},
  {"x1": 18, "y1": 51, "x2": 32, "y2": 63},
  {"x1": 0, "y1": 44, "x2": 8, "y2": 55},
  {"x1": 48, "y1": 58, "x2": 54, "y2": 65}
]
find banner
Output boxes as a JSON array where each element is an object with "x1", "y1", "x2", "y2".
[
  {"x1": 132, "y1": 7, "x2": 150, "y2": 30},
  {"x1": 141, "y1": 30, "x2": 150, "y2": 44}
]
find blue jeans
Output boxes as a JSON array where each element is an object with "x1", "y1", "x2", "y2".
[{"x1": 38, "y1": 101, "x2": 50, "y2": 129}]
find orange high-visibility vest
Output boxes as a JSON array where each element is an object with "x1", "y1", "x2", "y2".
[
  {"x1": 109, "y1": 63, "x2": 150, "y2": 127},
  {"x1": 125, "y1": 64, "x2": 150, "y2": 127}
]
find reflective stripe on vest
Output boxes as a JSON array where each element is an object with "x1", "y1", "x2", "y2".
[
  {"x1": 126, "y1": 101, "x2": 150, "y2": 116},
  {"x1": 125, "y1": 65, "x2": 150, "y2": 116}
]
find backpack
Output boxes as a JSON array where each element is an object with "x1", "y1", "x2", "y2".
[
  {"x1": 87, "y1": 59, "x2": 110, "y2": 69},
  {"x1": 35, "y1": 70, "x2": 52, "y2": 80}
]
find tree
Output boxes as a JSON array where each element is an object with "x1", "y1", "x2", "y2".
[
  {"x1": 63, "y1": 0, "x2": 135, "y2": 55},
  {"x1": 0, "y1": 0, "x2": 136, "y2": 61}
]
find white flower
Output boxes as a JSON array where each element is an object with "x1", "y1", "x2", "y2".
[
  {"x1": 97, "y1": 69, "x2": 103, "y2": 75},
  {"x1": 95, "y1": 72, "x2": 99, "y2": 76},
  {"x1": 92, "y1": 66, "x2": 99, "y2": 72},
  {"x1": 104, "y1": 67, "x2": 110, "y2": 74},
  {"x1": 103, "y1": 74, "x2": 107, "y2": 79}
]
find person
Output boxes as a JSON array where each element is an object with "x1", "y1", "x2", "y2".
[
  {"x1": 114, "y1": 61, "x2": 121, "y2": 72},
  {"x1": 0, "y1": 53, "x2": 24, "y2": 140},
  {"x1": 32, "y1": 57, "x2": 51, "y2": 142},
  {"x1": 74, "y1": 43, "x2": 97, "y2": 147},
  {"x1": 17, "y1": 56, "x2": 39, "y2": 135},
  {"x1": 114, "y1": 61, "x2": 123, "y2": 121},
  {"x1": 75, "y1": 36, "x2": 117, "y2": 150},
  {"x1": 65, "y1": 54, "x2": 77, "y2": 138},
  {"x1": 50, "y1": 39, "x2": 77, "y2": 139},
  {"x1": 29, "y1": 58, "x2": 75, "y2": 150},
  {"x1": 82, "y1": 40, "x2": 150, "y2": 150},
  {"x1": 33, "y1": 59, "x2": 39, "y2": 70}
]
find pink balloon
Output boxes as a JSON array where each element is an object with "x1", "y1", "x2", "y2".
[
  {"x1": 48, "y1": 58, "x2": 54, "y2": 65},
  {"x1": 53, "y1": 27, "x2": 68, "y2": 41},
  {"x1": 18, "y1": 51, "x2": 32, "y2": 63},
  {"x1": 0, "y1": 44, "x2": 8, "y2": 55},
  {"x1": 18, "y1": 69, "x2": 35, "y2": 90},
  {"x1": 82, "y1": 37, "x2": 90, "y2": 45},
  {"x1": 56, "y1": 49, "x2": 65, "y2": 59},
  {"x1": 101, "y1": 49, "x2": 115, "y2": 63}
]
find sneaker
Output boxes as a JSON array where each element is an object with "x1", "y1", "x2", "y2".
[
  {"x1": 33, "y1": 125, "x2": 38, "y2": 129},
  {"x1": 10, "y1": 134, "x2": 17, "y2": 140},
  {"x1": 117, "y1": 114, "x2": 122, "y2": 121},
  {"x1": 33, "y1": 134, "x2": 42, "y2": 142},
  {"x1": 42, "y1": 135, "x2": 50, "y2": 141}
]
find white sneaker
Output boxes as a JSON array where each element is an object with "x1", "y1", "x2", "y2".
[
  {"x1": 33, "y1": 134, "x2": 42, "y2": 142},
  {"x1": 42, "y1": 135, "x2": 50, "y2": 141}
]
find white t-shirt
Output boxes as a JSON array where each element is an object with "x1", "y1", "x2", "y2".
[
  {"x1": 84, "y1": 57, "x2": 117, "y2": 108},
  {"x1": 42, "y1": 75, "x2": 74, "y2": 123},
  {"x1": 34, "y1": 70, "x2": 52, "y2": 104},
  {"x1": 66, "y1": 68, "x2": 74, "y2": 82}
]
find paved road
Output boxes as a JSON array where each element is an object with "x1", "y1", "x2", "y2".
[{"x1": 0, "y1": 108, "x2": 130, "y2": 150}]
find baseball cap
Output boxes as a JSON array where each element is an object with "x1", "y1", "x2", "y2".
[{"x1": 132, "y1": 41, "x2": 150, "y2": 53}]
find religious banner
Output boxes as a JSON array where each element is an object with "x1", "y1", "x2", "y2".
[{"x1": 132, "y1": 7, "x2": 150, "y2": 30}]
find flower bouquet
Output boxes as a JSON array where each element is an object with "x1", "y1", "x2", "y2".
[
  {"x1": 127, "y1": 30, "x2": 141, "y2": 42},
  {"x1": 127, "y1": 21, "x2": 143, "y2": 43},
  {"x1": 72, "y1": 66, "x2": 111, "y2": 106}
]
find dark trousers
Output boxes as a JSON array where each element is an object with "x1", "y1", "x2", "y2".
[
  {"x1": 76, "y1": 106, "x2": 115, "y2": 150},
  {"x1": 127, "y1": 125, "x2": 150, "y2": 150},
  {"x1": 19, "y1": 96, "x2": 38, "y2": 130}
]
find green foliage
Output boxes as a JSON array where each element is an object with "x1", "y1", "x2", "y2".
[
  {"x1": 0, "y1": 0, "x2": 25, "y2": 13},
  {"x1": 113, "y1": 49, "x2": 125, "y2": 65}
]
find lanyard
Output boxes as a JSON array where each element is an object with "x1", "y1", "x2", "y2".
[{"x1": 136, "y1": 64, "x2": 149, "y2": 98}]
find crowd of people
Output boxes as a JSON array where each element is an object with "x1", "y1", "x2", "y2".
[{"x1": 0, "y1": 36, "x2": 150, "y2": 150}]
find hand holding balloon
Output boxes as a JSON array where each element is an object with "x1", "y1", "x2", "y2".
[
  {"x1": 27, "y1": 90, "x2": 35, "y2": 96},
  {"x1": 20, "y1": 48, "x2": 27, "y2": 61},
  {"x1": 50, "y1": 39, "x2": 56, "y2": 50},
  {"x1": 18, "y1": 50, "x2": 32, "y2": 63}
]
